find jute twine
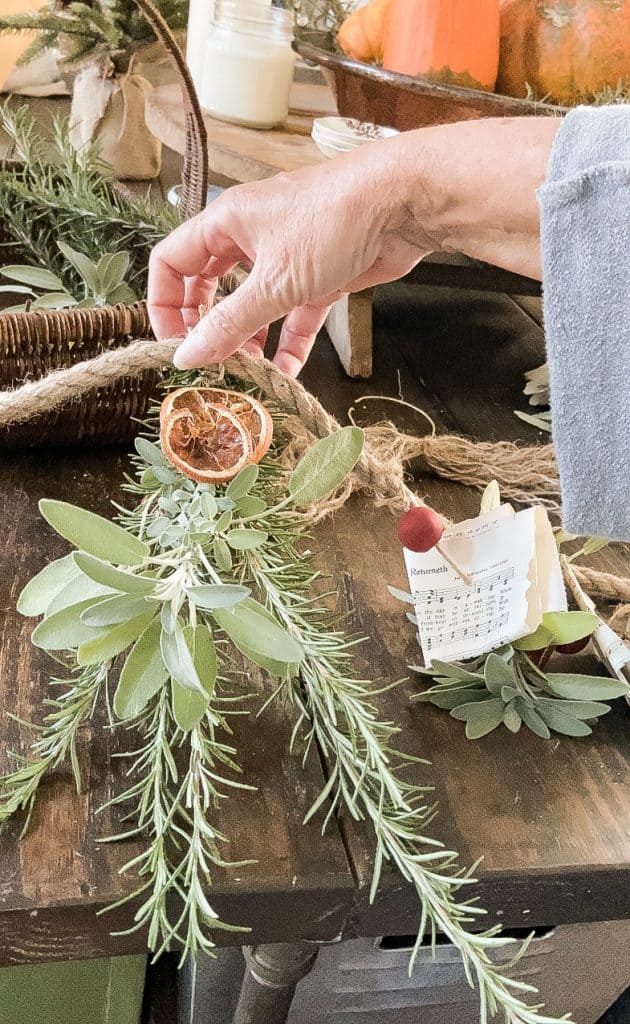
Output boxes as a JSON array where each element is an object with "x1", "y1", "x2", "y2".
[{"x1": 0, "y1": 333, "x2": 628, "y2": 632}]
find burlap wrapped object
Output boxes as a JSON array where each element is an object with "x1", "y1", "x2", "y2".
[{"x1": 69, "y1": 56, "x2": 162, "y2": 180}]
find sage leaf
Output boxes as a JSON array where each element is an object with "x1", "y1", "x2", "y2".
[
  {"x1": 153, "y1": 465, "x2": 180, "y2": 485},
  {"x1": 17, "y1": 554, "x2": 81, "y2": 617},
  {"x1": 417, "y1": 688, "x2": 488, "y2": 710},
  {"x1": 39, "y1": 500, "x2": 148, "y2": 565},
  {"x1": 98, "y1": 251, "x2": 130, "y2": 293},
  {"x1": 239, "y1": 645, "x2": 299, "y2": 678},
  {"x1": 226, "y1": 464, "x2": 259, "y2": 500},
  {"x1": 429, "y1": 660, "x2": 484, "y2": 683},
  {"x1": 535, "y1": 697, "x2": 611, "y2": 720},
  {"x1": 212, "y1": 599, "x2": 304, "y2": 664},
  {"x1": 200, "y1": 493, "x2": 218, "y2": 519},
  {"x1": 32, "y1": 600, "x2": 103, "y2": 651},
  {"x1": 451, "y1": 698, "x2": 504, "y2": 739},
  {"x1": 516, "y1": 701, "x2": 551, "y2": 739},
  {"x1": 502, "y1": 701, "x2": 522, "y2": 733},
  {"x1": 235, "y1": 496, "x2": 266, "y2": 516},
  {"x1": 536, "y1": 705, "x2": 592, "y2": 737},
  {"x1": 288, "y1": 427, "x2": 364, "y2": 508},
  {"x1": 107, "y1": 283, "x2": 136, "y2": 304},
  {"x1": 480, "y1": 480, "x2": 501, "y2": 514},
  {"x1": 57, "y1": 241, "x2": 101, "y2": 294},
  {"x1": 0, "y1": 264, "x2": 64, "y2": 290},
  {"x1": 77, "y1": 608, "x2": 156, "y2": 665},
  {"x1": 160, "y1": 621, "x2": 205, "y2": 693},
  {"x1": 542, "y1": 673, "x2": 628, "y2": 701},
  {"x1": 74, "y1": 552, "x2": 156, "y2": 595},
  {"x1": 114, "y1": 618, "x2": 167, "y2": 720},
  {"x1": 213, "y1": 537, "x2": 233, "y2": 572},
  {"x1": 541, "y1": 611, "x2": 599, "y2": 645},
  {"x1": 186, "y1": 584, "x2": 250, "y2": 610},
  {"x1": 134, "y1": 436, "x2": 171, "y2": 468},
  {"x1": 171, "y1": 625, "x2": 216, "y2": 731},
  {"x1": 46, "y1": 575, "x2": 115, "y2": 616},
  {"x1": 215, "y1": 510, "x2": 233, "y2": 533},
  {"x1": 484, "y1": 653, "x2": 517, "y2": 695},
  {"x1": 581, "y1": 537, "x2": 609, "y2": 557},
  {"x1": 387, "y1": 586, "x2": 414, "y2": 605},
  {"x1": 81, "y1": 594, "x2": 154, "y2": 627},
  {"x1": 226, "y1": 528, "x2": 267, "y2": 551},
  {"x1": 32, "y1": 292, "x2": 75, "y2": 310}
]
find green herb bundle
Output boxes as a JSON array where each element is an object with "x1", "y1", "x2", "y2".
[
  {"x1": 0, "y1": 106, "x2": 176, "y2": 298},
  {"x1": 0, "y1": 381, "x2": 576, "y2": 1024}
]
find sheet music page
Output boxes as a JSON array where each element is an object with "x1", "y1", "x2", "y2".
[{"x1": 404, "y1": 506, "x2": 539, "y2": 665}]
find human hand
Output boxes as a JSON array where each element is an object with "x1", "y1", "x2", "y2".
[
  {"x1": 148, "y1": 117, "x2": 559, "y2": 376},
  {"x1": 148, "y1": 137, "x2": 442, "y2": 376}
]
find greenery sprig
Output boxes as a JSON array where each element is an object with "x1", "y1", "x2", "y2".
[
  {"x1": 0, "y1": 106, "x2": 176, "y2": 298},
  {"x1": 0, "y1": 0, "x2": 188, "y2": 68},
  {"x1": 0, "y1": 382, "x2": 577, "y2": 1023}
]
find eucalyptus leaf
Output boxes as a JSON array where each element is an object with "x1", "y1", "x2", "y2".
[
  {"x1": 288, "y1": 427, "x2": 364, "y2": 508},
  {"x1": 114, "y1": 617, "x2": 168, "y2": 720},
  {"x1": 160, "y1": 621, "x2": 205, "y2": 693},
  {"x1": 213, "y1": 537, "x2": 233, "y2": 572},
  {"x1": 238, "y1": 645, "x2": 299, "y2": 678},
  {"x1": 542, "y1": 673, "x2": 628, "y2": 701},
  {"x1": 17, "y1": 554, "x2": 81, "y2": 617},
  {"x1": 212, "y1": 599, "x2": 304, "y2": 665},
  {"x1": 484, "y1": 653, "x2": 517, "y2": 695},
  {"x1": 226, "y1": 464, "x2": 259, "y2": 500},
  {"x1": 226, "y1": 528, "x2": 268, "y2": 551},
  {"x1": 171, "y1": 625, "x2": 216, "y2": 731},
  {"x1": 73, "y1": 552, "x2": 156, "y2": 595},
  {"x1": 134, "y1": 436, "x2": 171, "y2": 468},
  {"x1": 39, "y1": 499, "x2": 148, "y2": 565},
  {"x1": 77, "y1": 608, "x2": 156, "y2": 665},
  {"x1": 81, "y1": 594, "x2": 153, "y2": 627},
  {"x1": 0, "y1": 264, "x2": 65, "y2": 290},
  {"x1": 31, "y1": 600, "x2": 103, "y2": 651},
  {"x1": 186, "y1": 584, "x2": 250, "y2": 610}
]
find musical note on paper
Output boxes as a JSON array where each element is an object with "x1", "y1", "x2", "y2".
[{"x1": 403, "y1": 505, "x2": 566, "y2": 665}]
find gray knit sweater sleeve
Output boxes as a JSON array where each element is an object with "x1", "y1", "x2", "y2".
[{"x1": 537, "y1": 105, "x2": 630, "y2": 541}]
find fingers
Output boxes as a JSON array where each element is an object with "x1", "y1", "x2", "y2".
[
  {"x1": 147, "y1": 204, "x2": 248, "y2": 340},
  {"x1": 173, "y1": 271, "x2": 281, "y2": 369},
  {"x1": 273, "y1": 302, "x2": 331, "y2": 377}
]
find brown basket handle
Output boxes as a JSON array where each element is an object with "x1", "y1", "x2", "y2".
[{"x1": 131, "y1": 0, "x2": 209, "y2": 220}]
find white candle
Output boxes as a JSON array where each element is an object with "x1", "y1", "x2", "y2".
[{"x1": 186, "y1": 0, "x2": 215, "y2": 93}]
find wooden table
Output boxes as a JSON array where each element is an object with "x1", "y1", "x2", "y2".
[{"x1": 1, "y1": 286, "x2": 629, "y2": 1024}]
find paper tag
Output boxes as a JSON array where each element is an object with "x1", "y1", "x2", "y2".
[{"x1": 404, "y1": 505, "x2": 566, "y2": 665}]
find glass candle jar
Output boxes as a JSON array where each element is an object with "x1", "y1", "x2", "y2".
[
  {"x1": 186, "y1": 0, "x2": 215, "y2": 94},
  {"x1": 200, "y1": 0, "x2": 296, "y2": 129}
]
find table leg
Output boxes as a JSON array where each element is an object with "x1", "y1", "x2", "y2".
[
  {"x1": 232, "y1": 942, "x2": 318, "y2": 1024},
  {"x1": 325, "y1": 290, "x2": 374, "y2": 378}
]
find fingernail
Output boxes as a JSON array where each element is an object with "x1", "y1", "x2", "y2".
[{"x1": 173, "y1": 327, "x2": 212, "y2": 369}]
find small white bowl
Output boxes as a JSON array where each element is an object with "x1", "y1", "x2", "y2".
[{"x1": 311, "y1": 116, "x2": 399, "y2": 159}]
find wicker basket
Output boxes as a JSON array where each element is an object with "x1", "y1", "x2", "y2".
[{"x1": 0, "y1": 0, "x2": 209, "y2": 448}]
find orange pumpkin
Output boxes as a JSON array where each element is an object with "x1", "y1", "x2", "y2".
[
  {"x1": 337, "y1": 0, "x2": 393, "y2": 64},
  {"x1": 381, "y1": 0, "x2": 500, "y2": 91},
  {"x1": 497, "y1": 0, "x2": 630, "y2": 104}
]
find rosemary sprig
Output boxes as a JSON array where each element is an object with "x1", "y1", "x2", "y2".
[{"x1": 0, "y1": 664, "x2": 106, "y2": 831}]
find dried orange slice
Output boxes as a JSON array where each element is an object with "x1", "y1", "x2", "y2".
[
  {"x1": 161, "y1": 387, "x2": 273, "y2": 464},
  {"x1": 160, "y1": 403, "x2": 252, "y2": 484}
]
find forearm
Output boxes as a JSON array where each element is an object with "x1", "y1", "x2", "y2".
[{"x1": 389, "y1": 116, "x2": 561, "y2": 280}]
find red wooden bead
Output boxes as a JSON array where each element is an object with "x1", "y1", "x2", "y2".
[
  {"x1": 555, "y1": 636, "x2": 591, "y2": 656},
  {"x1": 396, "y1": 506, "x2": 444, "y2": 552}
]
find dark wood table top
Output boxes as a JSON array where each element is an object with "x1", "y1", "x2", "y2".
[{"x1": 0, "y1": 284, "x2": 628, "y2": 967}]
